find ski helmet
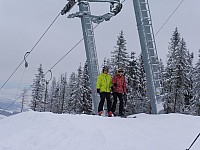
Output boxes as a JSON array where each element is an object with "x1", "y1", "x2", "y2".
[
  {"x1": 102, "y1": 66, "x2": 109, "y2": 72},
  {"x1": 118, "y1": 67, "x2": 123, "y2": 73}
]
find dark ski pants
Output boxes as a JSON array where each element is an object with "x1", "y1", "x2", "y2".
[
  {"x1": 98, "y1": 92, "x2": 112, "y2": 112},
  {"x1": 112, "y1": 92, "x2": 123, "y2": 115}
]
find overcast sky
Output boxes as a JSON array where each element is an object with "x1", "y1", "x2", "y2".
[{"x1": 1, "y1": 0, "x2": 200, "y2": 99}]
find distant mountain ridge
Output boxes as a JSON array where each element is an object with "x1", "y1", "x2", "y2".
[
  {"x1": 0, "y1": 97, "x2": 21, "y2": 116},
  {"x1": 0, "y1": 109, "x2": 18, "y2": 116}
]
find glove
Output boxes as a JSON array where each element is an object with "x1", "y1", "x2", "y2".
[
  {"x1": 97, "y1": 89, "x2": 100, "y2": 93},
  {"x1": 111, "y1": 86, "x2": 114, "y2": 91},
  {"x1": 113, "y1": 83, "x2": 117, "y2": 87}
]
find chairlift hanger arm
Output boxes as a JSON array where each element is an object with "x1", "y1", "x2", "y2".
[
  {"x1": 87, "y1": 0, "x2": 120, "y2": 3},
  {"x1": 61, "y1": 0, "x2": 77, "y2": 15},
  {"x1": 68, "y1": 0, "x2": 122, "y2": 22}
]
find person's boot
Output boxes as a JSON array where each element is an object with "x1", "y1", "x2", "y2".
[
  {"x1": 98, "y1": 111, "x2": 103, "y2": 116},
  {"x1": 119, "y1": 112, "x2": 124, "y2": 117},
  {"x1": 107, "y1": 111, "x2": 113, "y2": 117},
  {"x1": 112, "y1": 112, "x2": 116, "y2": 116}
]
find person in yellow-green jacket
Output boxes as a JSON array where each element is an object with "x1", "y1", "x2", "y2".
[{"x1": 96, "y1": 66, "x2": 113, "y2": 117}]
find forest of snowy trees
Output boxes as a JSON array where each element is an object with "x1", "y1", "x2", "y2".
[{"x1": 31, "y1": 28, "x2": 200, "y2": 116}]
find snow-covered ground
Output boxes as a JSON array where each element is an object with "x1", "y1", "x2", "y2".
[
  {"x1": 0, "y1": 114, "x2": 6, "y2": 119},
  {"x1": 0, "y1": 111, "x2": 200, "y2": 150}
]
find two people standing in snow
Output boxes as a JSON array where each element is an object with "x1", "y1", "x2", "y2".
[{"x1": 96, "y1": 66, "x2": 127, "y2": 117}]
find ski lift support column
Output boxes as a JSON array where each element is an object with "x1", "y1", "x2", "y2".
[
  {"x1": 61, "y1": 0, "x2": 122, "y2": 114},
  {"x1": 132, "y1": 0, "x2": 163, "y2": 114}
]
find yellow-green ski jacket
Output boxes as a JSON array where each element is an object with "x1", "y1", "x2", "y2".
[{"x1": 96, "y1": 73, "x2": 112, "y2": 93}]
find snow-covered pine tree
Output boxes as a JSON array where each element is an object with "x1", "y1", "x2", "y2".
[
  {"x1": 137, "y1": 54, "x2": 150, "y2": 113},
  {"x1": 102, "y1": 57, "x2": 111, "y2": 71},
  {"x1": 158, "y1": 59, "x2": 165, "y2": 95},
  {"x1": 81, "y1": 61, "x2": 92, "y2": 114},
  {"x1": 59, "y1": 73, "x2": 68, "y2": 114},
  {"x1": 110, "y1": 30, "x2": 129, "y2": 76},
  {"x1": 43, "y1": 80, "x2": 49, "y2": 112},
  {"x1": 163, "y1": 28, "x2": 181, "y2": 113},
  {"x1": 67, "y1": 71, "x2": 80, "y2": 114},
  {"x1": 51, "y1": 80, "x2": 60, "y2": 113},
  {"x1": 164, "y1": 28, "x2": 193, "y2": 113},
  {"x1": 31, "y1": 64, "x2": 45, "y2": 111},
  {"x1": 76, "y1": 65, "x2": 84, "y2": 114},
  {"x1": 20, "y1": 88, "x2": 28, "y2": 112},
  {"x1": 43, "y1": 75, "x2": 53, "y2": 112},
  {"x1": 178, "y1": 39, "x2": 193, "y2": 114},
  {"x1": 64, "y1": 78, "x2": 70, "y2": 113},
  {"x1": 48, "y1": 77, "x2": 57, "y2": 112},
  {"x1": 125, "y1": 51, "x2": 140, "y2": 114},
  {"x1": 47, "y1": 74, "x2": 68, "y2": 114},
  {"x1": 183, "y1": 47, "x2": 194, "y2": 114},
  {"x1": 193, "y1": 50, "x2": 200, "y2": 115}
]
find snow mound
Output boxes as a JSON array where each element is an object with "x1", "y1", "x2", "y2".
[
  {"x1": 0, "y1": 111, "x2": 200, "y2": 150},
  {"x1": 0, "y1": 114, "x2": 6, "y2": 119}
]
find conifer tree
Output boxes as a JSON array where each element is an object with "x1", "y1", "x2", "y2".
[
  {"x1": 125, "y1": 51, "x2": 140, "y2": 114},
  {"x1": 76, "y1": 65, "x2": 84, "y2": 114},
  {"x1": 51, "y1": 81, "x2": 60, "y2": 113},
  {"x1": 110, "y1": 30, "x2": 129, "y2": 75},
  {"x1": 59, "y1": 73, "x2": 68, "y2": 114},
  {"x1": 47, "y1": 74, "x2": 68, "y2": 114},
  {"x1": 81, "y1": 62, "x2": 92, "y2": 114},
  {"x1": 164, "y1": 28, "x2": 193, "y2": 113},
  {"x1": 31, "y1": 64, "x2": 45, "y2": 111},
  {"x1": 20, "y1": 88, "x2": 28, "y2": 112},
  {"x1": 158, "y1": 59, "x2": 165, "y2": 95},
  {"x1": 164, "y1": 28, "x2": 181, "y2": 113},
  {"x1": 193, "y1": 50, "x2": 200, "y2": 115},
  {"x1": 49, "y1": 77, "x2": 57, "y2": 112},
  {"x1": 102, "y1": 58, "x2": 111, "y2": 70},
  {"x1": 137, "y1": 55, "x2": 150, "y2": 113},
  {"x1": 67, "y1": 72, "x2": 79, "y2": 114},
  {"x1": 64, "y1": 79, "x2": 70, "y2": 113},
  {"x1": 43, "y1": 80, "x2": 49, "y2": 112}
]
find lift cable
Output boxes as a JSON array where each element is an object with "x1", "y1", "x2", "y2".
[
  {"x1": 121, "y1": 0, "x2": 126, "y2": 3},
  {"x1": 3, "y1": 68, "x2": 27, "y2": 112},
  {"x1": 0, "y1": 61, "x2": 24, "y2": 91},
  {"x1": 45, "y1": 23, "x2": 99, "y2": 74},
  {"x1": 0, "y1": 12, "x2": 61, "y2": 91},
  {"x1": 155, "y1": 0, "x2": 184, "y2": 36},
  {"x1": 45, "y1": 37, "x2": 84, "y2": 74}
]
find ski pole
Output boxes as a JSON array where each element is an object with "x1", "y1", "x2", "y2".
[{"x1": 186, "y1": 133, "x2": 200, "y2": 150}]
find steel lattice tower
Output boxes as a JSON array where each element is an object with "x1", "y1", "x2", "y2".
[
  {"x1": 132, "y1": 0, "x2": 163, "y2": 114},
  {"x1": 78, "y1": 0, "x2": 100, "y2": 114}
]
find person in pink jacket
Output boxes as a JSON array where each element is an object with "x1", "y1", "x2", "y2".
[{"x1": 111, "y1": 67, "x2": 127, "y2": 116}]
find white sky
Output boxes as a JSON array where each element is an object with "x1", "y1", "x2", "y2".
[
  {"x1": 1, "y1": 0, "x2": 200, "y2": 99},
  {"x1": 0, "y1": 111, "x2": 200, "y2": 150}
]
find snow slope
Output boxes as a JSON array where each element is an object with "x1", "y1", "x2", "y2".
[
  {"x1": 0, "y1": 114, "x2": 6, "y2": 119},
  {"x1": 0, "y1": 111, "x2": 200, "y2": 150}
]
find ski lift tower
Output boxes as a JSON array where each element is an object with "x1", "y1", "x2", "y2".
[
  {"x1": 61, "y1": 0, "x2": 122, "y2": 114},
  {"x1": 132, "y1": 0, "x2": 163, "y2": 114}
]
